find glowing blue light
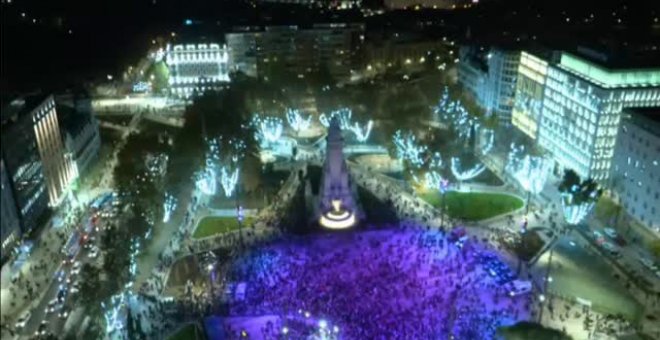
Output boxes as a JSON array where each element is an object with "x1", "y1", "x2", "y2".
[
  {"x1": 451, "y1": 157, "x2": 486, "y2": 181},
  {"x1": 253, "y1": 114, "x2": 284, "y2": 147},
  {"x1": 196, "y1": 167, "x2": 217, "y2": 195},
  {"x1": 393, "y1": 130, "x2": 427, "y2": 168},
  {"x1": 320, "y1": 108, "x2": 352, "y2": 129},
  {"x1": 348, "y1": 120, "x2": 373, "y2": 142},
  {"x1": 506, "y1": 143, "x2": 551, "y2": 194},
  {"x1": 480, "y1": 129, "x2": 494, "y2": 155},
  {"x1": 162, "y1": 193, "x2": 177, "y2": 223},
  {"x1": 286, "y1": 108, "x2": 312, "y2": 132},
  {"x1": 220, "y1": 166, "x2": 239, "y2": 197},
  {"x1": 561, "y1": 200, "x2": 595, "y2": 225},
  {"x1": 429, "y1": 152, "x2": 443, "y2": 169},
  {"x1": 424, "y1": 171, "x2": 445, "y2": 190},
  {"x1": 184, "y1": 19, "x2": 193, "y2": 25}
]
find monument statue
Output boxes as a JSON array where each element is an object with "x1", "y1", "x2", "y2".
[{"x1": 318, "y1": 116, "x2": 358, "y2": 229}]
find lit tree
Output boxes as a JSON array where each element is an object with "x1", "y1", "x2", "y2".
[
  {"x1": 558, "y1": 169, "x2": 602, "y2": 225},
  {"x1": 252, "y1": 114, "x2": 284, "y2": 147},
  {"x1": 348, "y1": 120, "x2": 374, "y2": 143},
  {"x1": 162, "y1": 193, "x2": 177, "y2": 223},
  {"x1": 319, "y1": 108, "x2": 352, "y2": 129},
  {"x1": 392, "y1": 130, "x2": 427, "y2": 168},
  {"x1": 286, "y1": 108, "x2": 312, "y2": 133},
  {"x1": 220, "y1": 165, "x2": 240, "y2": 197},
  {"x1": 450, "y1": 157, "x2": 486, "y2": 181},
  {"x1": 506, "y1": 143, "x2": 552, "y2": 214}
]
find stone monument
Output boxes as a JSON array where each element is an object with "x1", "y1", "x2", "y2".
[{"x1": 318, "y1": 116, "x2": 359, "y2": 229}]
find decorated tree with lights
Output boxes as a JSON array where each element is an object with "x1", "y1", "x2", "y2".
[
  {"x1": 347, "y1": 120, "x2": 374, "y2": 143},
  {"x1": 506, "y1": 143, "x2": 552, "y2": 215},
  {"x1": 392, "y1": 130, "x2": 428, "y2": 169},
  {"x1": 162, "y1": 193, "x2": 177, "y2": 223},
  {"x1": 558, "y1": 169, "x2": 602, "y2": 226},
  {"x1": 286, "y1": 108, "x2": 312, "y2": 133},
  {"x1": 252, "y1": 114, "x2": 284, "y2": 148},
  {"x1": 319, "y1": 108, "x2": 353, "y2": 129}
]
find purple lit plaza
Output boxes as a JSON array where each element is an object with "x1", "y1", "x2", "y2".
[{"x1": 216, "y1": 229, "x2": 531, "y2": 339}]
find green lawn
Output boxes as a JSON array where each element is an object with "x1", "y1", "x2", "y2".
[
  {"x1": 192, "y1": 216, "x2": 255, "y2": 239},
  {"x1": 420, "y1": 191, "x2": 523, "y2": 221},
  {"x1": 168, "y1": 323, "x2": 199, "y2": 340}
]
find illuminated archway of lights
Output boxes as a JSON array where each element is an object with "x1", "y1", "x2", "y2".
[
  {"x1": 162, "y1": 193, "x2": 177, "y2": 223},
  {"x1": 393, "y1": 130, "x2": 427, "y2": 168},
  {"x1": 319, "y1": 108, "x2": 352, "y2": 129},
  {"x1": 252, "y1": 114, "x2": 284, "y2": 146},
  {"x1": 450, "y1": 157, "x2": 486, "y2": 181},
  {"x1": 220, "y1": 166, "x2": 240, "y2": 197},
  {"x1": 348, "y1": 120, "x2": 373, "y2": 142},
  {"x1": 506, "y1": 143, "x2": 551, "y2": 194},
  {"x1": 286, "y1": 108, "x2": 312, "y2": 132}
]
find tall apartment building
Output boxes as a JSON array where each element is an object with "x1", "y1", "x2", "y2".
[
  {"x1": 458, "y1": 45, "x2": 520, "y2": 125},
  {"x1": 610, "y1": 108, "x2": 660, "y2": 235},
  {"x1": 165, "y1": 43, "x2": 230, "y2": 98},
  {"x1": 1, "y1": 95, "x2": 76, "y2": 234},
  {"x1": 511, "y1": 51, "x2": 660, "y2": 181},
  {"x1": 1, "y1": 158, "x2": 21, "y2": 260},
  {"x1": 226, "y1": 23, "x2": 364, "y2": 81},
  {"x1": 384, "y1": 0, "x2": 469, "y2": 10}
]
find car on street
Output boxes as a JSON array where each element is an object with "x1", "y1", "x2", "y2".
[
  {"x1": 71, "y1": 261, "x2": 82, "y2": 275},
  {"x1": 15, "y1": 311, "x2": 31, "y2": 330},
  {"x1": 58, "y1": 308, "x2": 70, "y2": 320},
  {"x1": 592, "y1": 230, "x2": 606, "y2": 244},
  {"x1": 89, "y1": 248, "x2": 99, "y2": 259},
  {"x1": 34, "y1": 320, "x2": 48, "y2": 337},
  {"x1": 45, "y1": 298, "x2": 59, "y2": 314}
]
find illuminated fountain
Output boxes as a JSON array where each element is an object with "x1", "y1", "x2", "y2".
[{"x1": 318, "y1": 117, "x2": 360, "y2": 229}]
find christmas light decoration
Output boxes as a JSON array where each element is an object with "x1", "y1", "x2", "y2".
[
  {"x1": 393, "y1": 130, "x2": 427, "y2": 168},
  {"x1": 162, "y1": 193, "x2": 177, "y2": 223},
  {"x1": 220, "y1": 166, "x2": 240, "y2": 197},
  {"x1": 286, "y1": 108, "x2": 312, "y2": 132},
  {"x1": 253, "y1": 114, "x2": 284, "y2": 146},
  {"x1": 451, "y1": 157, "x2": 486, "y2": 181},
  {"x1": 348, "y1": 120, "x2": 374, "y2": 142},
  {"x1": 320, "y1": 108, "x2": 352, "y2": 129}
]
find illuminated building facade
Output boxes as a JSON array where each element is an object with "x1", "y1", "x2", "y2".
[
  {"x1": 512, "y1": 51, "x2": 660, "y2": 181},
  {"x1": 610, "y1": 108, "x2": 660, "y2": 235},
  {"x1": 165, "y1": 43, "x2": 230, "y2": 98},
  {"x1": 384, "y1": 0, "x2": 470, "y2": 10},
  {"x1": 1, "y1": 158, "x2": 21, "y2": 260},
  {"x1": 1, "y1": 95, "x2": 76, "y2": 235},
  {"x1": 458, "y1": 46, "x2": 520, "y2": 126},
  {"x1": 226, "y1": 23, "x2": 364, "y2": 81},
  {"x1": 511, "y1": 52, "x2": 550, "y2": 138}
]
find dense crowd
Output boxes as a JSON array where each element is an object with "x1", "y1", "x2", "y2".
[{"x1": 225, "y1": 229, "x2": 531, "y2": 339}]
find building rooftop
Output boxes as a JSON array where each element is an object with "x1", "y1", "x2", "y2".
[
  {"x1": 558, "y1": 52, "x2": 660, "y2": 88},
  {"x1": 0, "y1": 93, "x2": 49, "y2": 127}
]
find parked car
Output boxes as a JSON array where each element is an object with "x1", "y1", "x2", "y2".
[{"x1": 45, "y1": 298, "x2": 58, "y2": 314}]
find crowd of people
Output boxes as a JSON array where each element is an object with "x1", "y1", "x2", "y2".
[{"x1": 225, "y1": 229, "x2": 531, "y2": 339}]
